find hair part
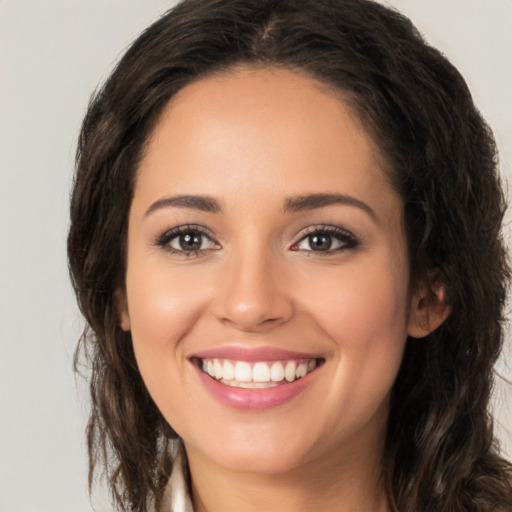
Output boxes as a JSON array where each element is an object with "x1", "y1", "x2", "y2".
[{"x1": 68, "y1": 0, "x2": 512, "y2": 510}]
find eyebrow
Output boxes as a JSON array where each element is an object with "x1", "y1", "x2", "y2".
[
  {"x1": 145, "y1": 192, "x2": 377, "y2": 222},
  {"x1": 283, "y1": 193, "x2": 378, "y2": 222},
  {"x1": 145, "y1": 195, "x2": 221, "y2": 215}
]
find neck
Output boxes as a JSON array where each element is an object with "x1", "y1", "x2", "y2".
[{"x1": 186, "y1": 435, "x2": 390, "y2": 512}]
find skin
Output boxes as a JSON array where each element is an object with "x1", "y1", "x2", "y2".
[{"x1": 118, "y1": 67, "x2": 448, "y2": 512}]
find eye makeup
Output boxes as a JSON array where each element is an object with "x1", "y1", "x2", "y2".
[
  {"x1": 291, "y1": 224, "x2": 360, "y2": 256},
  {"x1": 153, "y1": 222, "x2": 360, "y2": 259},
  {"x1": 154, "y1": 224, "x2": 220, "y2": 257}
]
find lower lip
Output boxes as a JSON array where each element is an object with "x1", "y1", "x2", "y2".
[{"x1": 194, "y1": 364, "x2": 319, "y2": 410}]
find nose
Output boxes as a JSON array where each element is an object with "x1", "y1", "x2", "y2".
[{"x1": 211, "y1": 248, "x2": 294, "y2": 332}]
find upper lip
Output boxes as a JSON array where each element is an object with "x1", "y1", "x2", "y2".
[{"x1": 190, "y1": 346, "x2": 322, "y2": 362}]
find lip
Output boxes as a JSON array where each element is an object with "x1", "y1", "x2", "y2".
[
  {"x1": 190, "y1": 346, "x2": 323, "y2": 410},
  {"x1": 191, "y1": 346, "x2": 319, "y2": 362}
]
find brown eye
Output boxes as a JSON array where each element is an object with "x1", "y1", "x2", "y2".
[
  {"x1": 179, "y1": 232, "x2": 202, "y2": 251},
  {"x1": 156, "y1": 225, "x2": 220, "y2": 256},
  {"x1": 308, "y1": 234, "x2": 332, "y2": 251},
  {"x1": 293, "y1": 226, "x2": 359, "y2": 254}
]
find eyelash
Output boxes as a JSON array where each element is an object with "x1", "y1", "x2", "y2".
[
  {"x1": 154, "y1": 224, "x2": 219, "y2": 257},
  {"x1": 291, "y1": 225, "x2": 359, "y2": 256},
  {"x1": 154, "y1": 224, "x2": 359, "y2": 257}
]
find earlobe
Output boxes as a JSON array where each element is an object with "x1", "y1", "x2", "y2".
[
  {"x1": 114, "y1": 288, "x2": 131, "y2": 331},
  {"x1": 408, "y1": 276, "x2": 451, "y2": 339}
]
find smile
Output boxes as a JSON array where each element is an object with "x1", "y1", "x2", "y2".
[
  {"x1": 199, "y1": 358, "x2": 319, "y2": 388},
  {"x1": 190, "y1": 348, "x2": 324, "y2": 409}
]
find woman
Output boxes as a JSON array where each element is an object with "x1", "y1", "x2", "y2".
[{"x1": 67, "y1": 0, "x2": 512, "y2": 510}]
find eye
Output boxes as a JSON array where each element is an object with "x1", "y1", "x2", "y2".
[
  {"x1": 155, "y1": 225, "x2": 220, "y2": 256},
  {"x1": 171, "y1": 231, "x2": 205, "y2": 251},
  {"x1": 292, "y1": 226, "x2": 358, "y2": 254}
]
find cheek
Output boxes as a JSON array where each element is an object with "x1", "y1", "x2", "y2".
[
  {"x1": 124, "y1": 261, "x2": 215, "y2": 431},
  {"x1": 302, "y1": 249, "x2": 409, "y2": 336},
  {"x1": 125, "y1": 259, "x2": 211, "y2": 369},
  {"x1": 300, "y1": 254, "x2": 410, "y2": 406}
]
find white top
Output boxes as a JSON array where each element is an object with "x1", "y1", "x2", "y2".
[{"x1": 158, "y1": 444, "x2": 194, "y2": 512}]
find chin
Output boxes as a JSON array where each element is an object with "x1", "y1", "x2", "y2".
[{"x1": 184, "y1": 423, "x2": 322, "y2": 476}]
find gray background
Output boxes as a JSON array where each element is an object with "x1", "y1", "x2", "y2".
[{"x1": 1, "y1": 1, "x2": 510, "y2": 511}]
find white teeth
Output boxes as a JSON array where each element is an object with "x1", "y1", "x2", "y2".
[
  {"x1": 214, "y1": 360, "x2": 223, "y2": 380},
  {"x1": 223, "y1": 380, "x2": 280, "y2": 388},
  {"x1": 270, "y1": 362, "x2": 285, "y2": 382},
  {"x1": 285, "y1": 361, "x2": 296, "y2": 382},
  {"x1": 199, "y1": 357, "x2": 319, "y2": 387},
  {"x1": 223, "y1": 360, "x2": 235, "y2": 380},
  {"x1": 253, "y1": 362, "x2": 270, "y2": 382},
  {"x1": 296, "y1": 363, "x2": 307, "y2": 378},
  {"x1": 234, "y1": 361, "x2": 252, "y2": 382}
]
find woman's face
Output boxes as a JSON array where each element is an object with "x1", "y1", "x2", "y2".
[{"x1": 120, "y1": 67, "x2": 425, "y2": 475}]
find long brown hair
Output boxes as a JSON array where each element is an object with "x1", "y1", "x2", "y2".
[{"x1": 68, "y1": 0, "x2": 512, "y2": 510}]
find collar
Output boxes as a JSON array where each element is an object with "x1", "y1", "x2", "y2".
[{"x1": 158, "y1": 442, "x2": 195, "y2": 512}]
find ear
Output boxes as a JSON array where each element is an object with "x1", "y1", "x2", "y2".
[
  {"x1": 408, "y1": 273, "x2": 451, "y2": 339},
  {"x1": 114, "y1": 288, "x2": 131, "y2": 331}
]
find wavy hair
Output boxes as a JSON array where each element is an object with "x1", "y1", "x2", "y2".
[{"x1": 67, "y1": 0, "x2": 512, "y2": 510}]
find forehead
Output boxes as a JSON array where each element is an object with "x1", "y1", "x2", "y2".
[{"x1": 136, "y1": 66, "x2": 398, "y2": 214}]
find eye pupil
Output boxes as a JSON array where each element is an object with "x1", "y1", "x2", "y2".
[
  {"x1": 309, "y1": 234, "x2": 331, "y2": 251},
  {"x1": 179, "y1": 232, "x2": 201, "y2": 250}
]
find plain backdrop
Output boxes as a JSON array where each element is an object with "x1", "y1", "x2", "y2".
[{"x1": 0, "y1": 1, "x2": 510, "y2": 511}]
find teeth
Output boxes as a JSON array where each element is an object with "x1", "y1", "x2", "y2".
[
  {"x1": 225, "y1": 381, "x2": 280, "y2": 388},
  {"x1": 214, "y1": 360, "x2": 223, "y2": 380},
  {"x1": 199, "y1": 357, "x2": 319, "y2": 387},
  {"x1": 296, "y1": 362, "x2": 307, "y2": 378},
  {"x1": 235, "y1": 361, "x2": 252, "y2": 382},
  {"x1": 270, "y1": 361, "x2": 285, "y2": 382},
  {"x1": 285, "y1": 361, "x2": 296, "y2": 382},
  {"x1": 253, "y1": 362, "x2": 270, "y2": 382},
  {"x1": 223, "y1": 360, "x2": 235, "y2": 380}
]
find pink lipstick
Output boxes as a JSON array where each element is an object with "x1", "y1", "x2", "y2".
[{"x1": 190, "y1": 346, "x2": 324, "y2": 410}]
